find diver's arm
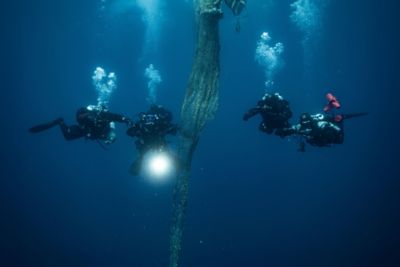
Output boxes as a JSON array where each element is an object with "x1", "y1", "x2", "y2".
[
  {"x1": 104, "y1": 112, "x2": 132, "y2": 125},
  {"x1": 126, "y1": 124, "x2": 142, "y2": 137},
  {"x1": 243, "y1": 107, "x2": 261, "y2": 121}
]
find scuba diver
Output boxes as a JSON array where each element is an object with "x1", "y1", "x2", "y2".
[
  {"x1": 29, "y1": 105, "x2": 132, "y2": 144},
  {"x1": 220, "y1": 0, "x2": 247, "y2": 16},
  {"x1": 291, "y1": 111, "x2": 368, "y2": 151},
  {"x1": 303, "y1": 93, "x2": 344, "y2": 147},
  {"x1": 243, "y1": 92, "x2": 293, "y2": 137},
  {"x1": 126, "y1": 104, "x2": 178, "y2": 176},
  {"x1": 291, "y1": 93, "x2": 367, "y2": 151},
  {"x1": 293, "y1": 112, "x2": 345, "y2": 150},
  {"x1": 244, "y1": 92, "x2": 367, "y2": 151},
  {"x1": 214, "y1": 0, "x2": 247, "y2": 32}
]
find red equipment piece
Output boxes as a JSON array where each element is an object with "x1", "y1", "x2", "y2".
[
  {"x1": 334, "y1": 114, "x2": 343, "y2": 122},
  {"x1": 324, "y1": 93, "x2": 341, "y2": 112}
]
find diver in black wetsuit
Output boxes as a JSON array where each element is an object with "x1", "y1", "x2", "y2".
[
  {"x1": 295, "y1": 113, "x2": 344, "y2": 147},
  {"x1": 126, "y1": 104, "x2": 178, "y2": 175},
  {"x1": 292, "y1": 112, "x2": 368, "y2": 151},
  {"x1": 214, "y1": 0, "x2": 247, "y2": 16},
  {"x1": 289, "y1": 93, "x2": 366, "y2": 150},
  {"x1": 276, "y1": 111, "x2": 368, "y2": 151},
  {"x1": 243, "y1": 92, "x2": 367, "y2": 151},
  {"x1": 243, "y1": 92, "x2": 293, "y2": 137},
  {"x1": 29, "y1": 105, "x2": 132, "y2": 144}
]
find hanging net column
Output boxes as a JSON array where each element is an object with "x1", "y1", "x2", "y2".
[{"x1": 169, "y1": 1, "x2": 222, "y2": 266}]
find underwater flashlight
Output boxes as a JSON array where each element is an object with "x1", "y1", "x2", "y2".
[{"x1": 143, "y1": 150, "x2": 174, "y2": 181}]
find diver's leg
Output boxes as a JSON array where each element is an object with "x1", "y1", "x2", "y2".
[
  {"x1": 29, "y1": 118, "x2": 64, "y2": 133},
  {"x1": 275, "y1": 127, "x2": 296, "y2": 138},
  {"x1": 128, "y1": 140, "x2": 147, "y2": 176},
  {"x1": 59, "y1": 122, "x2": 84, "y2": 141},
  {"x1": 129, "y1": 155, "x2": 143, "y2": 176}
]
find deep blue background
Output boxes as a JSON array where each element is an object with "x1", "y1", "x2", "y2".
[{"x1": 2, "y1": 0, "x2": 400, "y2": 266}]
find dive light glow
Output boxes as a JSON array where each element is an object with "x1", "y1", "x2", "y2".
[{"x1": 143, "y1": 151, "x2": 174, "y2": 180}]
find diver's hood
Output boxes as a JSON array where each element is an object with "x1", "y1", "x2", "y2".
[{"x1": 224, "y1": 0, "x2": 246, "y2": 16}]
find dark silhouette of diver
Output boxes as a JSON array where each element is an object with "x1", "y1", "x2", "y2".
[
  {"x1": 289, "y1": 112, "x2": 368, "y2": 151},
  {"x1": 294, "y1": 112, "x2": 345, "y2": 149},
  {"x1": 292, "y1": 93, "x2": 367, "y2": 150},
  {"x1": 29, "y1": 105, "x2": 132, "y2": 144},
  {"x1": 243, "y1": 92, "x2": 293, "y2": 137},
  {"x1": 126, "y1": 104, "x2": 178, "y2": 176},
  {"x1": 214, "y1": 0, "x2": 247, "y2": 16},
  {"x1": 244, "y1": 92, "x2": 367, "y2": 151},
  {"x1": 213, "y1": 0, "x2": 247, "y2": 32}
]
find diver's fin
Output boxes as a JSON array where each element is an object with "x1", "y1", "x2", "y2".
[
  {"x1": 341, "y1": 112, "x2": 368, "y2": 120},
  {"x1": 29, "y1": 118, "x2": 63, "y2": 133}
]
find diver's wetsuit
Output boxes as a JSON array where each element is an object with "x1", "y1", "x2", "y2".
[
  {"x1": 60, "y1": 107, "x2": 130, "y2": 141},
  {"x1": 30, "y1": 106, "x2": 131, "y2": 143},
  {"x1": 281, "y1": 112, "x2": 368, "y2": 151},
  {"x1": 127, "y1": 105, "x2": 178, "y2": 175},
  {"x1": 243, "y1": 92, "x2": 293, "y2": 137},
  {"x1": 242, "y1": 92, "x2": 367, "y2": 151},
  {"x1": 296, "y1": 113, "x2": 344, "y2": 147},
  {"x1": 59, "y1": 122, "x2": 85, "y2": 141}
]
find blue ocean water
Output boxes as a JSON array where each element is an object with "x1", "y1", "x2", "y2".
[{"x1": 2, "y1": 0, "x2": 400, "y2": 266}]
